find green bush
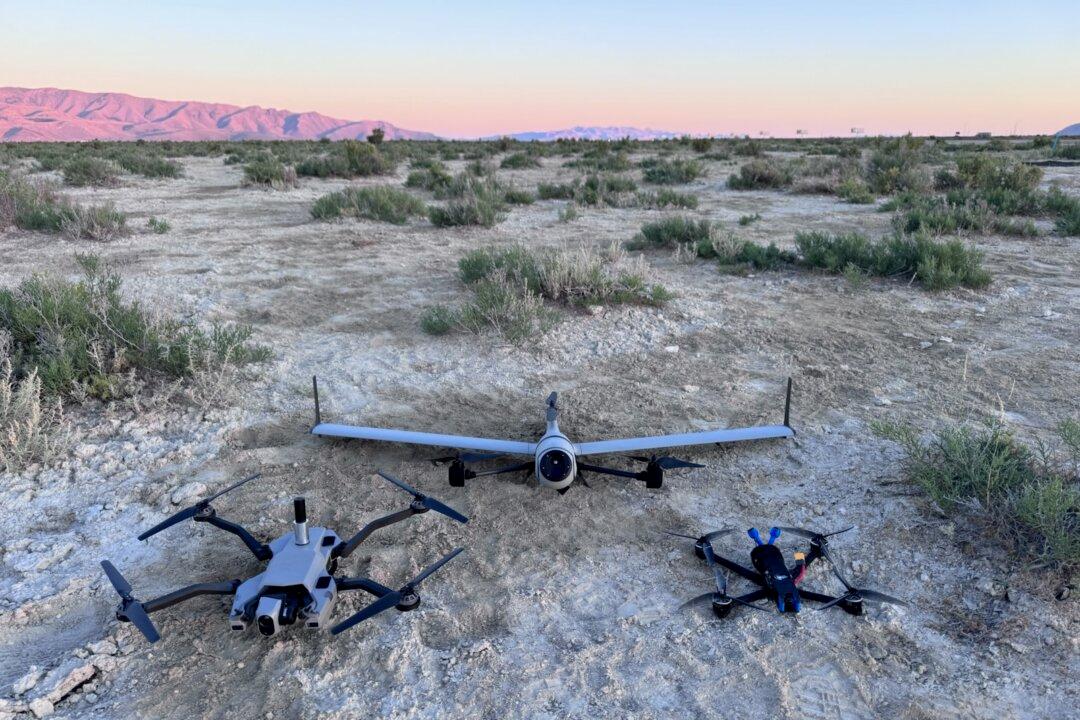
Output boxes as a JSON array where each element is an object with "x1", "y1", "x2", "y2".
[
  {"x1": 874, "y1": 421, "x2": 1079, "y2": 568},
  {"x1": 344, "y1": 140, "x2": 395, "y2": 176},
  {"x1": 63, "y1": 157, "x2": 120, "y2": 187},
  {"x1": 637, "y1": 189, "x2": 699, "y2": 209},
  {"x1": 866, "y1": 134, "x2": 929, "y2": 194},
  {"x1": 629, "y1": 216, "x2": 712, "y2": 249},
  {"x1": 503, "y1": 187, "x2": 536, "y2": 205},
  {"x1": 405, "y1": 162, "x2": 454, "y2": 194},
  {"x1": 795, "y1": 231, "x2": 991, "y2": 290},
  {"x1": 738, "y1": 213, "x2": 762, "y2": 226},
  {"x1": 537, "y1": 181, "x2": 579, "y2": 200},
  {"x1": 0, "y1": 255, "x2": 269, "y2": 399},
  {"x1": 311, "y1": 186, "x2": 426, "y2": 224},
  {"x1": 727, "y1": 159, "x2": 792, "y2": 190},
  {"x1": 146, "y1": 217, "x2": 170, "y2": 234},
  {"x1": 500, "y1": 152, "x2": 541, "y2": 169},
  {"x1": 243, "y1": 155, "x2": 297, "y2": 189},
  {"x1": 428, "y1": 192, "x2": 505, "y2": 227},
  {"x1": 0, "y1": 172, "x2": 127, "y2": 241},
  {"x1": 643, "y1": 158, "x2": 705, "y2": 185},
  {"x1": 837, "y1": 178, "x2": 875, "y2": 204}
]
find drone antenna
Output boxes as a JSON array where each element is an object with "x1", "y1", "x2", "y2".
[
  {"x1": 312, "y1": 376, "x2": 321, "y2": 426},
  {"x1": 293, "y1": 497, "x2": 309, "y2": 545},
  {"x1": 783, "y1": 377, "x2": 793, "y2": 430}
]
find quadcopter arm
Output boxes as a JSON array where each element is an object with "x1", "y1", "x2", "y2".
[
  {"x1": 194, "y1": 512, "x2": 272, "y2": 561},
  {"x1": 140, "y1": 580, "x2": 241, "y2": 614},
  {"x1": 333, "y1": 507, "x2": 422, "y2": 560},
  {"x1": 335, "y1": 576, "x2": 395, "y2": 597},
  {"x1": 706, "y1": 548, "x2": 765, "y2": 586}
]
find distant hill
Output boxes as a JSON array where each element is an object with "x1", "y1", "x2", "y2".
[
  {"x1": 498, "y1": 126, "x2": 682, "y2": 142},
  {"x1": 1058, "y1": 123, "x2": 1080, "y2": 137},
  {"x1": 0, "y1": 87, "x2": 438, "y2": 142}
]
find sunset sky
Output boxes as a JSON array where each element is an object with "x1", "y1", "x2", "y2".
[{"x1": 3, "y1": 0, "x2": 1078, "y2": 137}]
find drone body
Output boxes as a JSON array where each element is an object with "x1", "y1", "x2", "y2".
[
  {"x1": 311, "y1": 377, "x2": 795, "y2": 493},
  {"x1": 672, "y1": 525, "x2": 907, "y2": 618},
  {"x1": 102, "y1": 472, "x2": 467, "y2": 643}
]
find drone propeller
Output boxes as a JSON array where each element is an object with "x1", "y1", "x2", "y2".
[
  {"x1": 679, "y1": 541, "x2": 768, "y2": 613},
  {"x1": 330, "y1": 547, "x2": 464, "y2": 635},
  {"x1": 100, "y1": 561, "x2": 160, "y2": 643},
  {"x1": 662, "y1": 527, "x2": 737, "y2": 544},
  {"x1": 630, "y1": 455, "x2": 704, "y2": 470},
  {"x1": 377, "y1": 471, "x2": 469, "y2": 524},
  {"x1": 816, "y1": 557, "x2": 908, "y2": 611},
  {"x1": 777, "y1": 525, "x2": 853, "y2": 565},
  {"x1": 430, "y1": 451, "x2": 503, "y2": 465},
  {"x1": 137, "y1": 473, "x2": 262, "y2": 541}
]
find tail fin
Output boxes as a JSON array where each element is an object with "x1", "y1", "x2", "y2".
[{"x1": 546, "y1": 392, "x2": 558, "y2": 424}]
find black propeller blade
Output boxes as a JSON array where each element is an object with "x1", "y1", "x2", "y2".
[
  {"x1": 137, "y1": 473, "x2": 261, "y2": 541},
  {"x1": 630, "y1": 455, "x2": 705, "y2": 470},
  {"x1": 817, "y1": 556, "x2": 908, "y2": 611},
  {"x1": 377, "y1": 471, "x2": 469, "y2": 524},
  {"x1": 777, "y1": 525, "x2": 854, "y2": 566},
  {"x1": 679, "y1": 541, "x2": 769, "y2": 614},
  {"x1": 100, "y1": 561, "x2": 160, "y2": 643},
  {"x1": 662, "y1": 527, "x2": 736, "y2": 544},
  {"x1": 331, "y1": 547, "x2": 464, "y2": 635},
  {"x1": 430, "y1": 451, "x2": 502, "y2": 465}
]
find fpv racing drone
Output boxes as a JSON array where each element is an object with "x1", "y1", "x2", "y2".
[
  {"x1": 310, "y1": 376, "x2": 795, "y2": 493},
  {"x1": 101, "y1": 471, "x2": 466, "y2": 643},
  {"x1": 668, "y1": 525, "x2": 907, "y2": 617}
]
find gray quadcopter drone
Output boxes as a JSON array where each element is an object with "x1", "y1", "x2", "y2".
[
  {"x1": 311, "y1": 376, "x2": 795, "y2": 493},
  {"x1": 100, "y1": 471, "x2": 466, "y2": 643}
]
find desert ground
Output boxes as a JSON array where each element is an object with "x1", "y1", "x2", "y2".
[{"x1": 0, "y1": 149, "x2": 1077, "y2": 719}]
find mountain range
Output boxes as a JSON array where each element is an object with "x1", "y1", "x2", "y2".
[
  {"x1": 0, "y1": 87, "x2": 687, "y2": 143},
  {"x1": 0, "y1": 87, "x2": 437, "y2": 142}
]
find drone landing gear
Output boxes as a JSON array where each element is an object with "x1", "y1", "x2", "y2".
[{"x1": 448, "y1": 460, "x2": 475, "y2": 487}]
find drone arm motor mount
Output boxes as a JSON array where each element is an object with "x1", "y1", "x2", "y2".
[
  {"x1": 194, "y1": 513, "x2": 272, "y2": 561},
  {"x1": 140, "y1": 579, "x2": 241, "y2": 614},
  {"x1": 333, "y1": 506, "x2": 422, "y2": 560}
]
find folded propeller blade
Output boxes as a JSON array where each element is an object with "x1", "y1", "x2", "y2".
[
  {"x1": 702, "y1": 543, "x2": 728, "y2": 595},
  {"x1": 377, "y1": 471, "x2": 469, "y2": 524},
  {"x1": 100, "y1": 561, "x2": 160, "y2": 643},
  {"x1": 137, "y1": 473, "x2": 261, "y2": 541},
  {"x1": 330, "y1": 548, "x2": 464, "y2": 636},
  {"x1": 330, "y1": 591, "x2": 403, "y2": 635}
]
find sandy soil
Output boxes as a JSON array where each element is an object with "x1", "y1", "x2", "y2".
[{"x1": 0, "y1": 154, "x2": 1077, "y2": 719}]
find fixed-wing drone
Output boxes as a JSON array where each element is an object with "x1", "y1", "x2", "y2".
[
  {"x1": 310, "y1": 377, "x2": 795, "y2": 493},
  {"x1": 100, "y1": 471, "x2": 467, "y2": 643},
  {"x1": 669, "y1": 525, "x2": 907, "y2": 617}
]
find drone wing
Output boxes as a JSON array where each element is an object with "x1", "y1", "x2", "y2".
[
  {"x1": 576, "y1": 378, "x2": 795, "y2": 456},
  {"x1": 574, "y1": 423, "x2": 793, "y2": 456},
  {"x1": 312, "y1": 424, "x2": 536, "y2": 456}
]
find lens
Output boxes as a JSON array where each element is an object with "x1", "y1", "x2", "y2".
[
  {"x1": 257, "y1": 615, "x2": 276, "y2": 636},
  {"x1": 538, "y1": 449, "x2": 573, "y2": 482}
]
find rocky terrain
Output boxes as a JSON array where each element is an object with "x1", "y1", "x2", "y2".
[{"x1": 0, "y1": 153, "x2": 1076, "y2": 719}]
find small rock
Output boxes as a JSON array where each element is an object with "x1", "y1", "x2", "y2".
[
  {"x1": 938, "y1": 336, "x2": 953, "y2": 343},
  {"x1": 29, "y1": 698, "x2": 54, "y2": 718},
  {"x1": 919, "y1": 572, "x2": 931, "y2": 583},
  {"x1": 88, "y1": 640, "x2": 117, "y2": 656},
  {"x1": 682, "y1": 385, "x2": 699, "y2": 394},
  {"x1": 85, "y1": 693, "x2": 99, "y2": 704},
  {"x1": 874, "y1": 397, "x2": 892, "y2": 406},
  {"x1": 919, "y1": 341, "x2": 933, "y2": 349},
  {"x1": 45, "y1": 663, "x2": 96, "y2": 704},
  {"x1": 13, "y1": 666, "x2": 43, "y2": 696},
  {"x1": 586, "y1": 305, "x2": 603, "y2": 316},
  {"x1": 663, "y1": 345, "x2": 679, "y2": 353},
  {"x1": 868, "y1": 642, "x2": 889, "y2": 661},
  {"x1": 170, "y1": 482, "x2": 207, "y2": 505}
]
